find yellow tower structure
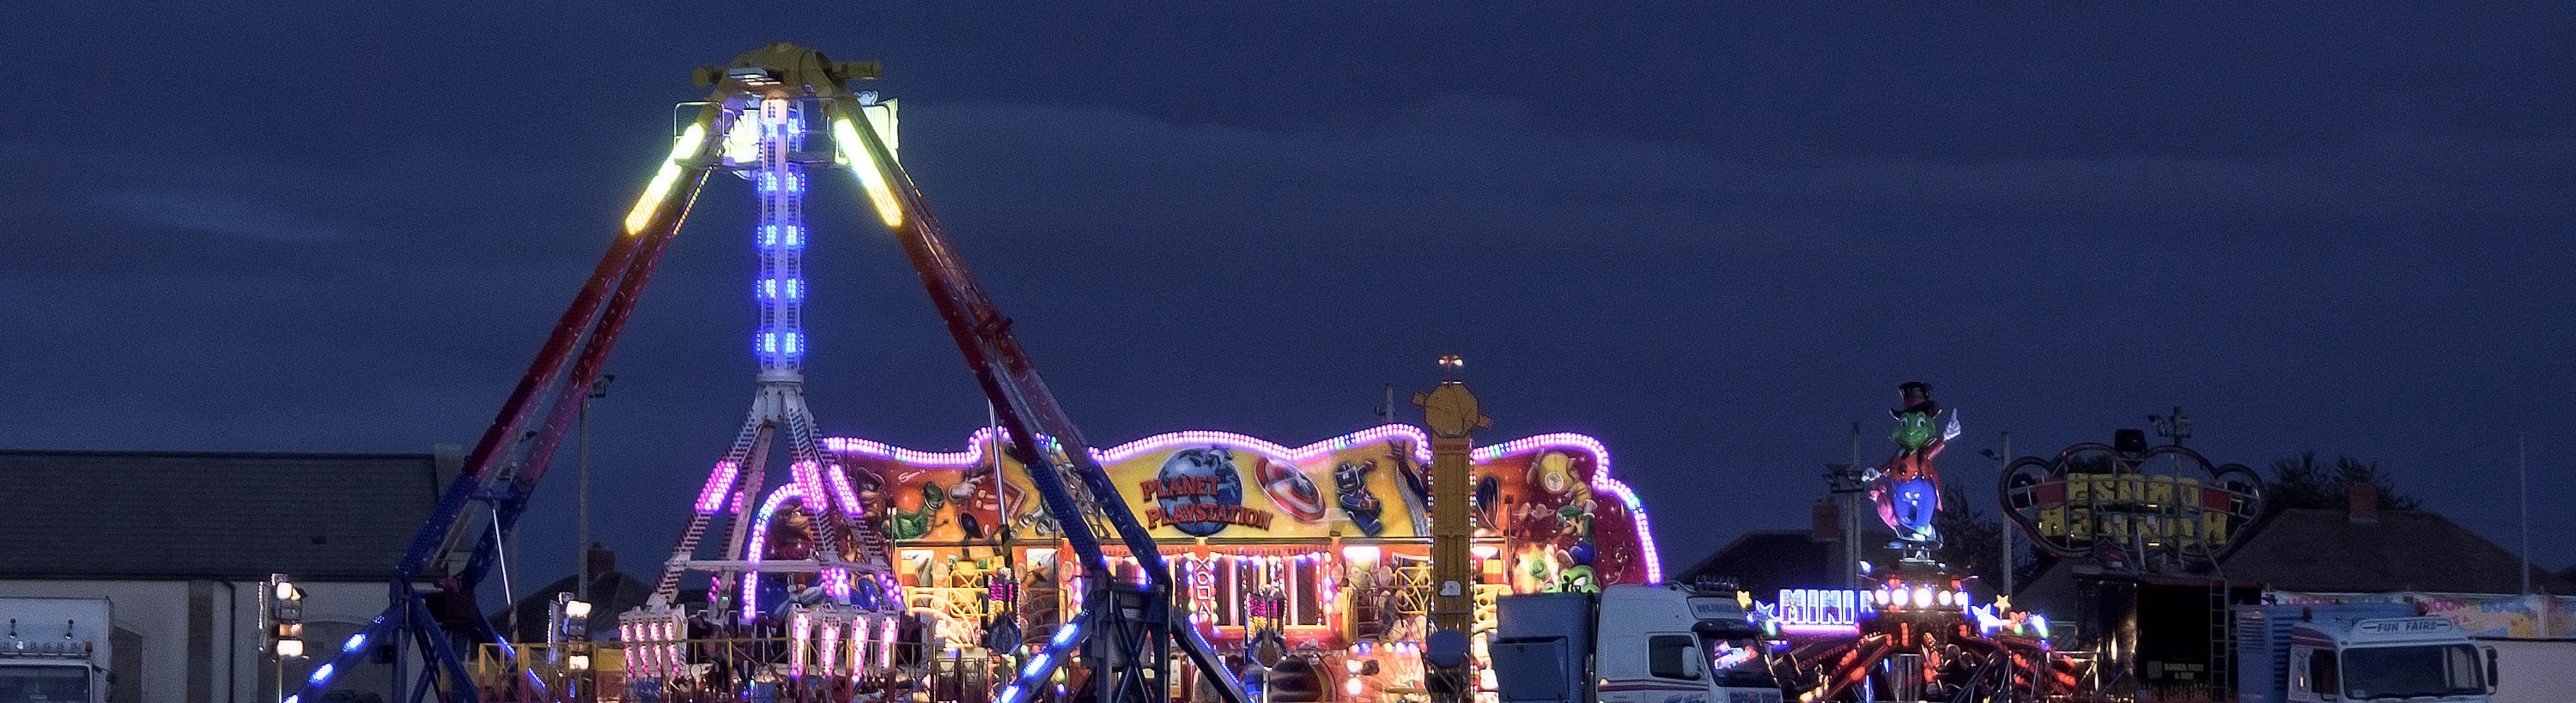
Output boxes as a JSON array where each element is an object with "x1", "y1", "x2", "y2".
[{"x1": 1414, "y1": 355, "x2": 1488, "y2": 702}]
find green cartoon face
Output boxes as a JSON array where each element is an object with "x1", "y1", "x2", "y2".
[
  {"x1": 1893, "y1": 411, "x2": 1935, "y2": 451},
  {"x1": 1557, "y1": 566, "x2": 1598, "y2": 593}
]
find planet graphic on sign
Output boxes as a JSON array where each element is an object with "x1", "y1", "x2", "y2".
[
  {"x1": 1155, "y1": 447, "x2": 1246, "y2": 536},
  {"x1": 1255, "y1": 456, "x2": 1327, "y2": 523}
]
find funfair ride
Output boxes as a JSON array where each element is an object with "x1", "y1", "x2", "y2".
[
  {"x1": 285, "y1": 44, "x2": 1248, "y2": 703},
  {"x1": 1750, "y1": 384, "x2": 2096, "y2": 703},
  {"x1": 618, "y1": 45, "x2": 908, "y2": 700}
]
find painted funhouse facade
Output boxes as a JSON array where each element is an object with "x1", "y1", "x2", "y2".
[{"x1": 737, "y1": 425, "x2": 1662, "y2": 700}]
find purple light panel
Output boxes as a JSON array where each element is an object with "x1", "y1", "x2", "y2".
[{"x1": 693, "y1": 461, "x2": 741, "y2": 512}]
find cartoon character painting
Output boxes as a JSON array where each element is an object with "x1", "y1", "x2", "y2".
[
  {"x1": 1384, "y1": 440, "x2": 1434, "y2": 536},
  {"x1": 880, "y1": 481, "x2": 947, "y2": 542},
  {"x1": 1514, "y1": 548, "x2": 1555, "y2": 593},
  {"x1": 1334, "y1": 459, "x2": 1386, "y2": 536},
  {"x1": 1473, "y1": 475, "x2": 1499, "y2": 533},
  {"x1": 1868, "y1": 381, "x2": 1959, "y2": 553},
  {"x1": 953, "y1": 459, "x2": 1028, "y2": 541},
  {"x1": 1511, "y1": 543, "x2": 1601, "y2": 594}
]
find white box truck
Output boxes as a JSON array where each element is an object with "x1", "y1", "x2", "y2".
[
  {"x1": 1, "y1": 597, "x2": 112, "y2": 703},
  {"x1": 2236, "y1": 603, "x2": 2497, "y2": 703},
  {"x1": 1492, "y1": 585, "x2": 1783, "y2": 703}
]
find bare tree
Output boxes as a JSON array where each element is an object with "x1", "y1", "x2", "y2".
[{"x1": 1934, "y1": 477, "x2": 2006, "y2": 587}]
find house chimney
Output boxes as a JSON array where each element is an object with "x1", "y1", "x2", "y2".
[
  {"x1": 586, "y1": 542, "x2": 617, "y2": 580},
  {"x1": 2347, "y1": 482, "x2": 2379, "y2": 523},
  {"x1": 1812, "y1": 500, "x2": 1841, "y2": 542}
]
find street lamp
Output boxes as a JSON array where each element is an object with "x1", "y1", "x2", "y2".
[
  {"x1": 264, "y1": 574, "x2": 305, "y2": 703},
  {"x1": 551, "y1": 593, "x2": 594, "y2": 700},
  {"x1": 550, "y1": 593, "x2": 592, "y2": 653},
  {"x1": 1822, "y1": 460, "x2": 1868, "y2": 591}
]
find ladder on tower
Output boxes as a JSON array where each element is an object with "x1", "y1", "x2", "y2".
[{"x1": 2207, "y1": 567, "x2": 2232, "y2": 702}]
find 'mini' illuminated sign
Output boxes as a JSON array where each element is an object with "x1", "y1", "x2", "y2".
[{"x1": 1777, "y1": 589, "x2": 1860, "y2": 627}]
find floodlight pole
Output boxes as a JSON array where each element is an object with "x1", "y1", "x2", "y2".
[
  {"x1": 2519, "y1": 433, "x2": 2530, "y2": 597},
  {"x1": 579, "y1": 374, "x2": 612, "y2": 600},
  {"x1": 1850, "y1": 421, "x2": 1862, "y2": 590},
  {"x1": 1998, "y1": 431, "x2": 2012, "y2": 597}
]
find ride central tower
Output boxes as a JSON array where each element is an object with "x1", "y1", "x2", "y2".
[
  {"x1": 641, "y1": 45, "x2": 902, "y2": 623},
  {"x1": 752, "y1": 95, "x2": 811, "y2": 379}
]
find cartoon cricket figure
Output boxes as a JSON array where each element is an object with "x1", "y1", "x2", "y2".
[{"x1": 1867, "y1": 381, "x2": 1959, "y2": 551}]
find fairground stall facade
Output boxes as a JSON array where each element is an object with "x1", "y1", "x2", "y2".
[{"x1": 731, "y1": 424, "x2": 1661, "y2": 700}]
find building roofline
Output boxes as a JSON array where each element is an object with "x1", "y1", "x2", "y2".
[
  {"x1": 1679, "y1": 529, "x2": 1832, "y2": 579},
  {"x1": 2010, "y1": 507, "x2": 2573, "y2": 595}
]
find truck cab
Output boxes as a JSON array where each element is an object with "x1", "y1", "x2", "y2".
[
  {"x1": 2288, "y1": 616, "x2": 2495, "y2": 703},
  {"x1": 1, "y1": 597, "x2": 113, "y2": 703},
  {"x1": 0, "y1": 657, "x2": 97, "y2": 703},
  {"x1": 1494, "y1": 585, "x2": 1783, "y2": 703}
]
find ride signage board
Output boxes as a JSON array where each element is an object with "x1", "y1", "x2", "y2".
[
  {"x1": 1998, "y1": 442, "x2": 2265, "y2": 571},
  {"x1": 1774, "y1": 589, "x2": 1861, "y2": 627}
]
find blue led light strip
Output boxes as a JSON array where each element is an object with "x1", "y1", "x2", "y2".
[{"x1": 753, "y1": 98, "x2": 809, "y2": 370}]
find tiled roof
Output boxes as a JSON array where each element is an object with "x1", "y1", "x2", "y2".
[
  {"x1": 2221, "y1": 508, "x2": 2573, "y2": 594},
  {"x1": 0, "y1": 447, "x2": 455, "y2": 581},
  {"x1": 1674, "y1": 530, "x2": 1844, "y2": 595}
]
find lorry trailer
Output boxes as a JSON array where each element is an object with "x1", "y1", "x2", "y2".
[{"x1": 2476, "y1": 637, "x2": 2576, "y2": 703}]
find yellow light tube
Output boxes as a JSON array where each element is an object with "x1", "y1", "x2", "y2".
[
  {"x1": 833, "y1": 117, "x2": 905, "y2": 229},
  {"x1": 623, "y1": 124, "x2": 708, "y2": 235}
]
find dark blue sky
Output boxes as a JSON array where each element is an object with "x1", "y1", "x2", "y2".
[{"x1": 3, "y1": 3, "x2": 2570, "y2": 585}]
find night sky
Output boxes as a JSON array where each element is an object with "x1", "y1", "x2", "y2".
[{"x1": 4, "y1": 3, "x2": 2571, "y2": 589}]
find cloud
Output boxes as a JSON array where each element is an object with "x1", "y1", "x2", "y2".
[
  {"x1": 1808, "y1": 134, "x2": 2576, "y2": 219},
  {"x1": 92, "y1": 189, "x2": 350, "y2": 241},
  {"x1": 908, "y1": 100, "x2": 2575, "y2": 226}
]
